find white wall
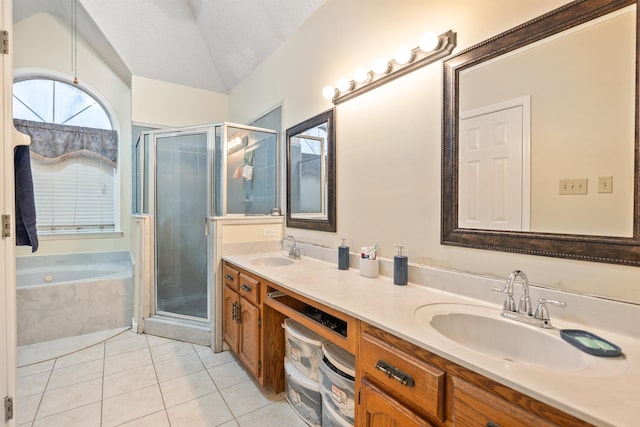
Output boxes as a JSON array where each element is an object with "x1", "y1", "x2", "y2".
[
  {"x1": 131, "y1": 76, "x2": 229, "y2": 127},
  {"x1": 229, "y1": 0, "x2": 640, "y2": 304},
  {"x1": 14, "y1": 12, "x2": 132, "y2": 256}
]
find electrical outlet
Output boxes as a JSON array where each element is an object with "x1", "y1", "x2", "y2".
[
  {"x1": 263, "y1": 227, "x2": 276, "y2": 237},
  {"x1": 598, "y1": 176, "x2": 613, "y2": 193},
  {"x1": 559, "y1": 178, "x2": 588, "y2": 195}
]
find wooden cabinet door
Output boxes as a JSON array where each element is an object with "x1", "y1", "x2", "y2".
[
  {"x1": 223, "y1": 285, "x2": 239, "y2": 354},
  {"x1": 359, "y1": 378, "x2": 434, "y2": 427},
  {"x1": 238, "y1": 297, "x2": 261, "y2": 378},
  {"x1": 452, "y1": 377, "x2": 557, "y2": 427}
]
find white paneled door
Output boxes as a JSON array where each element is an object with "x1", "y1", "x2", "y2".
[{"x1": 458, "y1": 98, "x2": 530, "y2": 231}]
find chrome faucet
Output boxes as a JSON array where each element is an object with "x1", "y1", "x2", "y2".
[
  {"x1": 280, "y1": 235, "x2": 301, "y2": 260},
  {"x1": 512, "y1": 270, "x2": 532, "y2": 316},
  {"x1": 492, "y1": 270, "x2": 565, "y2": 328}
]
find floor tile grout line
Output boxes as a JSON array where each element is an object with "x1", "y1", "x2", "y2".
[
  {"x1": 147, "y1": 333, "x2": 172, "y2": 427},
  {"x1": 32, "y1": 381, "x2": 104, "y2": 422},
  {"x1": 29, "y1": 355, "x2": 56, "y2": 425},
  {"x1": 18, "y1": 328, "x2": 131, "y2": 369},
  {"x1": 31, "y1": 401, "x2": 103, "y2": 426},
  {"x1": 111, "y1": 409, "x2": 168, "y2": 427}
]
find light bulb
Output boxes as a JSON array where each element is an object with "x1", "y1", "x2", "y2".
[
  {"x1": 322, "y1": 85, "x2": 336, "y2": 100},
  {"x1": 395, "y1": 45, "x2": 413, "y2": 65},
  {"x1": 419, "y1": 32, "x2": 439, "y2": 52},
  {"x1": 372, "y1": 58, "x2": 390, "y2": 75},
  {"x1": 336, "y1": 77, "x2": 352, "y2": 92},
  {"x1": 353, "y1": 67, "x2": 370, "y2": 84}
]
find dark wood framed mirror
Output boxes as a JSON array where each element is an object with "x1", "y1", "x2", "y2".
[
  {"x1": 442, "y1": 0, "x2": 640, "y2": 266},
  {"x1": 286, "y1": 109, "x2": 336, "y2": 232}
]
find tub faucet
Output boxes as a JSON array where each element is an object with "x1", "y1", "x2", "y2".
[{"x1": 280, "y1": 235, "x2": 301, "y2": 260}]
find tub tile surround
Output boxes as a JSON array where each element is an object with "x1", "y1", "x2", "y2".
[
  {"x1": 16, "y1": 330, "x2": 305, "y2": 427},
  {"x1": 224, "y1": 245, "x2": 640, "y2": 427},
  {"x1": 16, "y1": 251, "x2": 134, "y2": 346}
]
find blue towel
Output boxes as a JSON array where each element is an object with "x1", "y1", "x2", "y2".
[{"x1": 14, "y1": 145, "x2": 38, "y2": 252}]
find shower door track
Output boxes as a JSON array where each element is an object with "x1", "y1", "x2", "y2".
[{"x1": 154, "y1": 310, "x2": 210, "y2": 324}]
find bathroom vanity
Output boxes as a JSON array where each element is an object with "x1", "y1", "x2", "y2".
[{"x1": 221, "y1": 254, "x2": 637, "y2": 426}]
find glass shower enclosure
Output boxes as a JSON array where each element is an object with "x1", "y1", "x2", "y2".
[{"x1": 133, "y1": 123, "x2": 279, "y2": 326}]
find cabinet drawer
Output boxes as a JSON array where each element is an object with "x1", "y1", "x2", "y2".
[
  {"x1": 239, "y1": 273, "x2": 260, "y2": 305},
  {"x1": 452, "y1": 377, "x2": 557, "y2": 427},
  {"x1": 223, "y1": 264, "x2": 239, "y2": 291},
  {"x1": 361, "y1": 331, "x2": 445, "y2": 422}
]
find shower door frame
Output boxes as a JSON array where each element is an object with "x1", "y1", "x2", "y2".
[
  {"x1": 147, "y1": 126, "x2": 216, "y2": 323},
  {"x1": 137, "y1": 122, "x2": 280, "y2": 347}
]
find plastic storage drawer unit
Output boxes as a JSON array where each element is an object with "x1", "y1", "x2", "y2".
[
  {"x1": 285, "y1": 358, "x2": 322, "y2": 426},
  {"x1": 284, "y1": 318, "x2": 326, "y2": 381},
  {"x1": 322, "y1": 399, "x2": 353, "y2": 427},
  {"x1": 318, "y1": 342, "x2": 355, "y2": 424}
]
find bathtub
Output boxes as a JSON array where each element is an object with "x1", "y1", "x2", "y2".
[{"x1": 16, "y1": 251, "x2": 134, "y2": 346}]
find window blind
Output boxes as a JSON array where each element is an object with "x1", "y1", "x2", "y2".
[{"x1": 31, "y1": 158, "x2": 115, "y2": 232}]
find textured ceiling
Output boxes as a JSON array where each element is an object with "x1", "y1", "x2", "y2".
[{"x1": 13, "y1": 0, "x2": 325, "y2": 93}]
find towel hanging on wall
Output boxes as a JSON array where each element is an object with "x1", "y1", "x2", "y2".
[{"x1": 14, "y1": 145, "x2": 38, "y2": 252}]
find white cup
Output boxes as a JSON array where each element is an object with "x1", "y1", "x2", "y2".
[{"x1": 359, "y1": 258, "x2": 379, "y2": 278}]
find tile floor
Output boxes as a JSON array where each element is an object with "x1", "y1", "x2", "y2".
[{"x1": 16, "y1": 330, "x2": 306, "y2": 427}]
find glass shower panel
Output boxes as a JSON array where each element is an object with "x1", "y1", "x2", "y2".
[
  {"x1": 226, "y1": 126, "x2": 279, "y2": 215},
  {"x1": 155, "y1": 132, "x2": 209, "y2": 319}
]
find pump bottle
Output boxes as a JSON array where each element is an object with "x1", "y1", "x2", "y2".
[
  {"x1": 393, "y1": 245, "x2": 408, "y2": 285},
  {"x1": 338, "y1": 238, "x2": 349, "y2": 270}
]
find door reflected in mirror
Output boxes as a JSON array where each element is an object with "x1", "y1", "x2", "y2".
[
  {"x1": 442, "y1": 0, "x2": 640, "y2": 266},
  {"x1": 286, "y1": 109, "x2": 336, "y2": 232},
  {"x1": 457, "y1": 4, "x2": 635, "y2": 237}
]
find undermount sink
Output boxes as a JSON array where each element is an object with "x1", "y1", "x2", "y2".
[
  {"x1": 414, "y1": 303, "x2": 589, "y2": 371},
  {"x1": 250, "y1": 256, "x2": 294, "y2": 267}
]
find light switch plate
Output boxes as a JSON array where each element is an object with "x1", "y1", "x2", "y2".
[
  {"x1": 559, "y1": 178, "x2": 588, "y2": 195},
  {"x1": 598, "y1": 176, "x2": 613, "y2": 193}
]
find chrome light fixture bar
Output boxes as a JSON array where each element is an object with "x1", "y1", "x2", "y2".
[{"x1": 324, "y1": 30, "x2": 457, "y2": 105}]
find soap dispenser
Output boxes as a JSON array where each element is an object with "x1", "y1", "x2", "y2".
[
  {"x1": 338, "y1": 238, "x2": 350, "y2": 270},
  {"x1": 393, "y1": 245, "x2": 408, "y2": 285}
]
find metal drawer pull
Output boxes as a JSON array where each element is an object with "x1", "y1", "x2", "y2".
[
  {"x1": 224, "y1": 274, "x2": 234, "y2": 281},
  {"x1": 374, "y1": 360, "x2": 415, "y2": 387},
  {"x1": 486, "y1": 422, "x2": 502, "y2": 427},
  {"x1": 241, "y1": 284, "x2": 252, "y2": 292},
  {"x1": 234, "y1": 303, "x2": 241, "y2": 323}
]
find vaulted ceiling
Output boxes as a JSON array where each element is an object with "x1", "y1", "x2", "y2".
[{"x1": 13, "y1": 0, "x2": 326, "y2": 93}]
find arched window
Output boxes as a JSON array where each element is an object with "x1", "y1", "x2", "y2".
[{"x1": 13, "y1": 77, "x2": 118, "y2": 234}]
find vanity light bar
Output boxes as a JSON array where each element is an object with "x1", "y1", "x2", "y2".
[{"x1": 323, "y1": 30, "x2": 457, "y2": 105}]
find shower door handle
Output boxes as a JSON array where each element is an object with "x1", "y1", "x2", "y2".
[{"x1": 204, "y1": 219, "x2": 209, "y2": 236}]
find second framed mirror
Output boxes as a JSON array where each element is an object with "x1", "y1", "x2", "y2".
[{"x1": 286, "y1": 109, "x2": 336, "y2": 232}]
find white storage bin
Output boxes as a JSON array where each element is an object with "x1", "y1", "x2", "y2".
[
  {"x1": 284, "y1": 318, "x2": 325, "y2": 381},
  {"x1": 285, "y1": 358, "x2": 322, "y2": 427},
  {"x1": 319, "y1": 343, "x2": 355, "y2": 424},
  {"x1": 322, "y1": 399, "x2": 353, "y2": 427}
]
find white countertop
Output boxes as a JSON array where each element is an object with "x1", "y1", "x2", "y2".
[{"x1": 223, "y1": 252, "x2": 640, "y2": 426}]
